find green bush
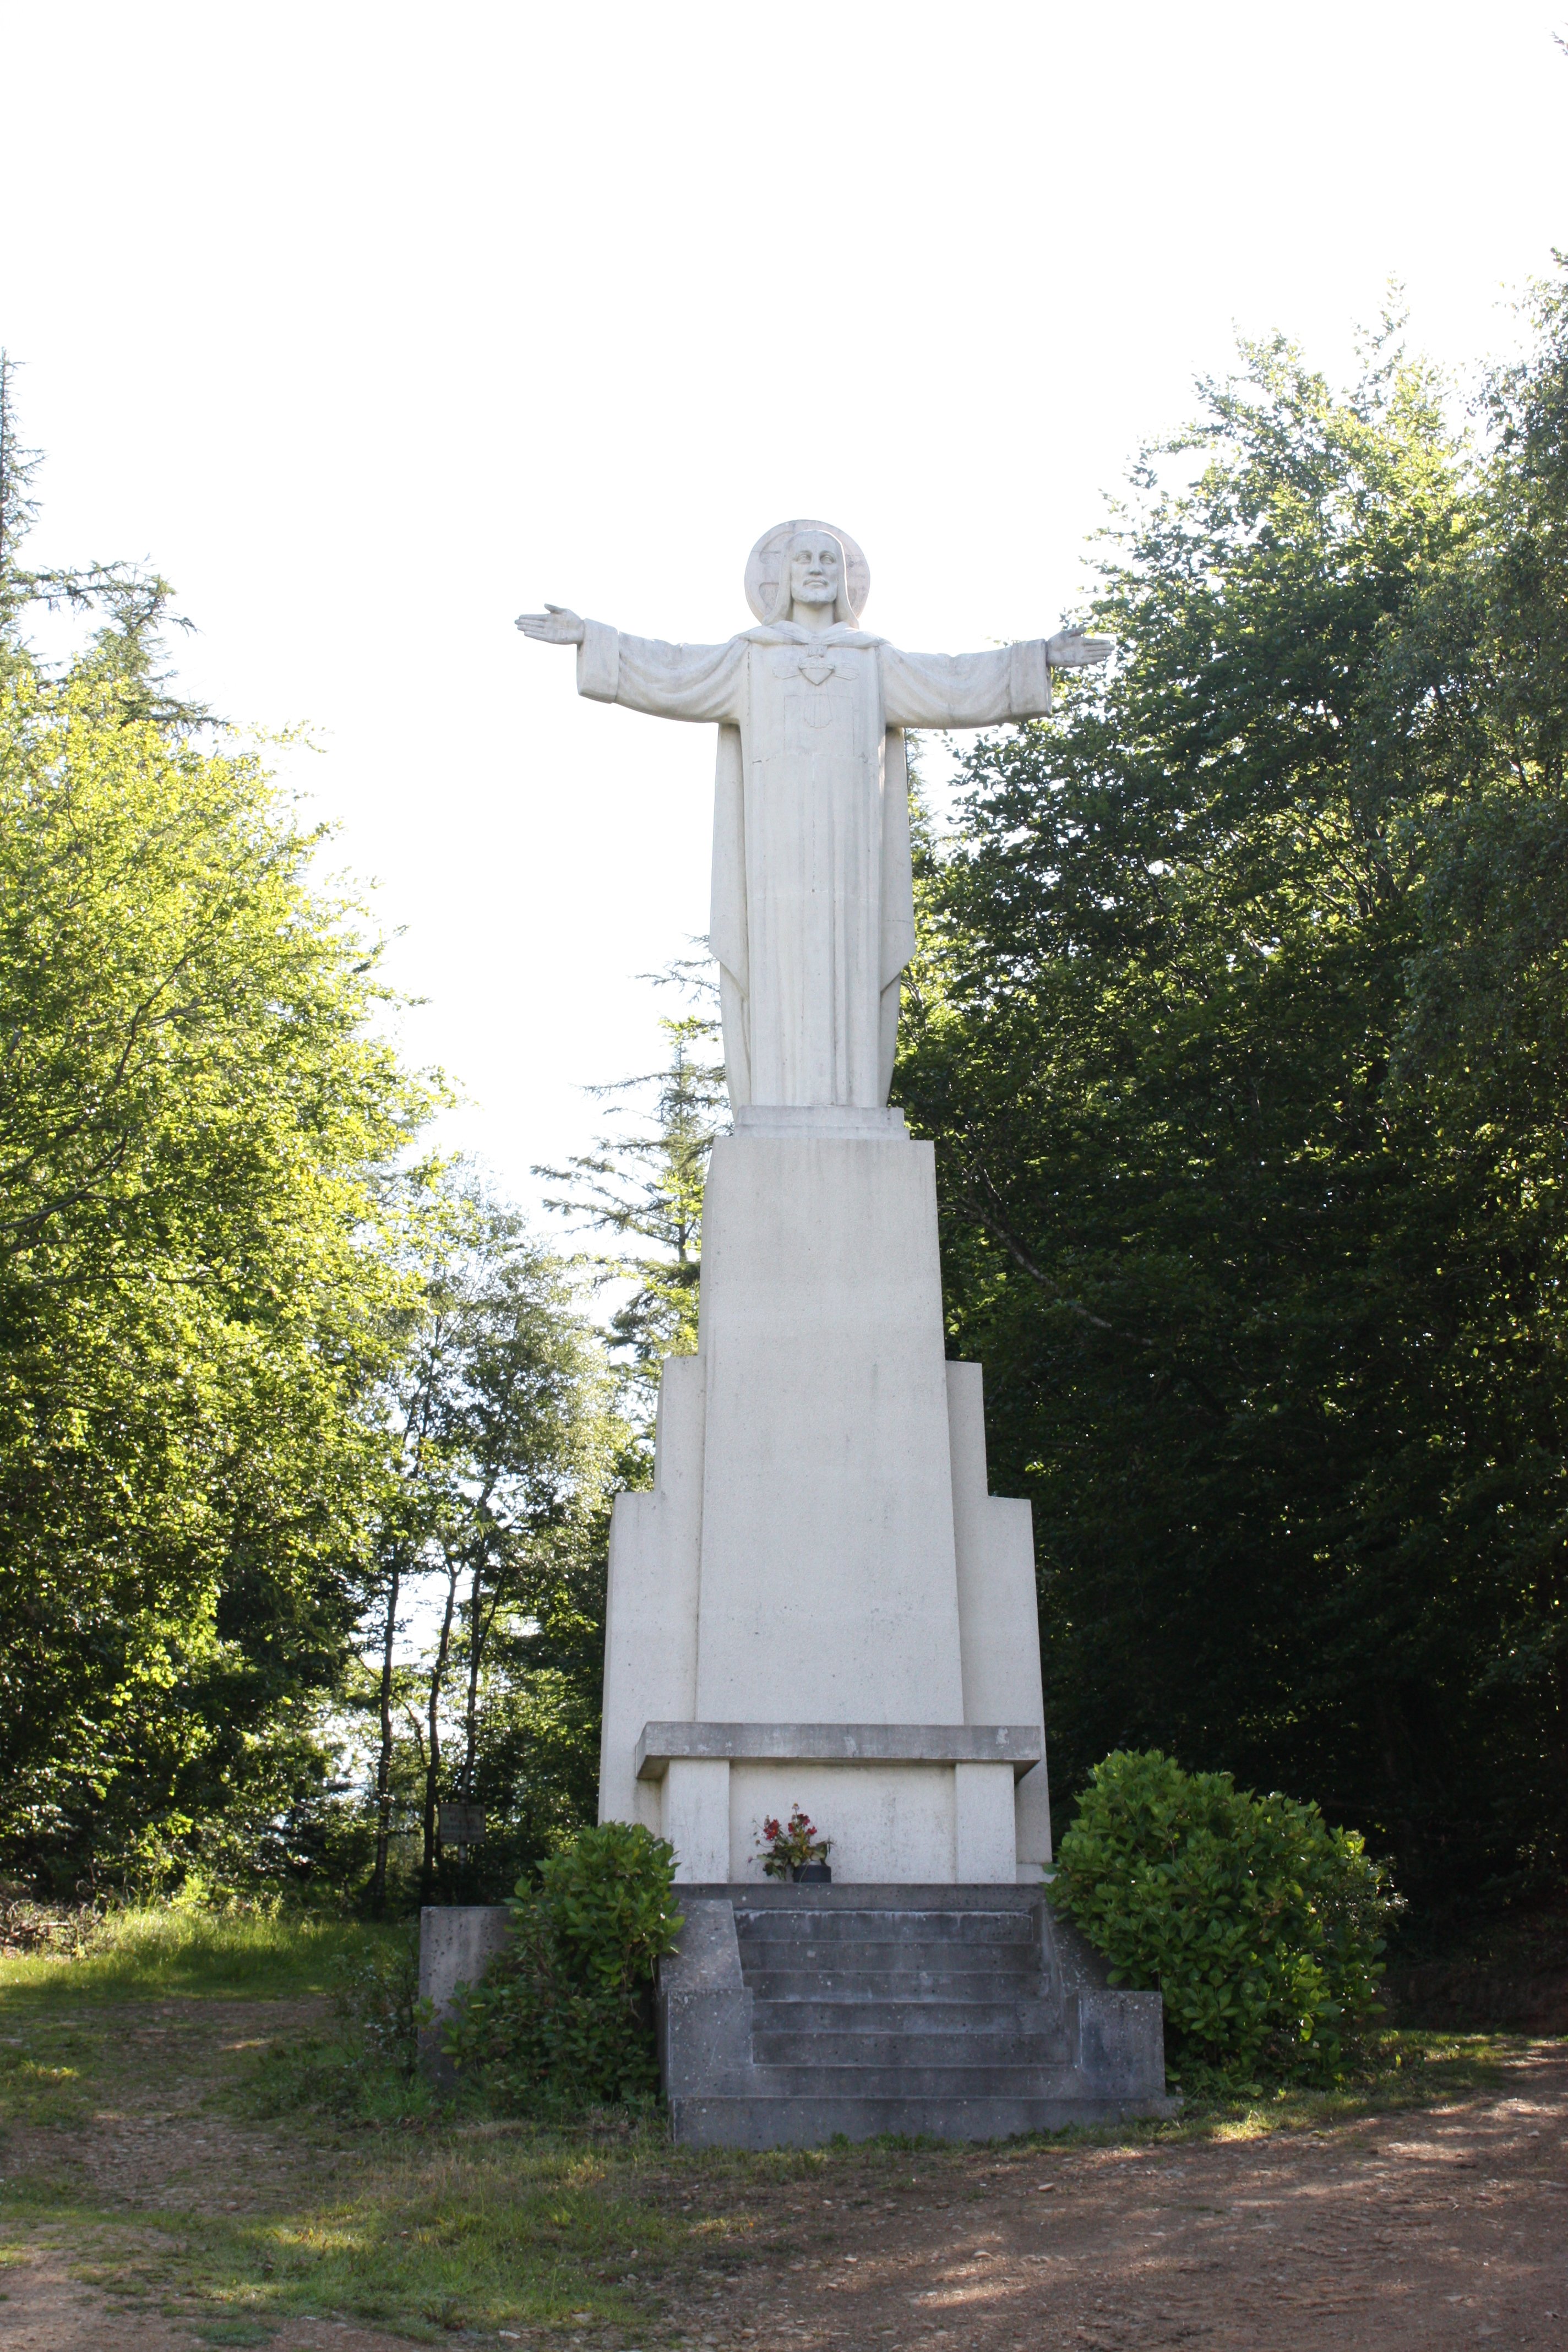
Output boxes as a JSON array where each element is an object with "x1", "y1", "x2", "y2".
[
  {"x1": 1053, "y1": 1750, "x2": 1397, "y2": 2084},
  {"x1": 444, "y1": 1822, "x2": 682, "y2": 2111},
  {"x1": 329, "y1": 1925, "x2": 424, "y2": 2081},
  {"x1": 230, "y1": 1924, "x2": 440, "y2": 2125}
]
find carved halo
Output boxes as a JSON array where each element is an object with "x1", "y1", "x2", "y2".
[{"x1": 744, "y1": 518, "x2": 871, "y2": 623}]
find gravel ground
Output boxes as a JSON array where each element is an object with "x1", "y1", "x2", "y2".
[
  {"x1": 1, "y1": 2001, "x2": 1564, "y2": 2349},
  {"x1": 658, "y1": 2045, "x2": 1568, "y2": 2348}
]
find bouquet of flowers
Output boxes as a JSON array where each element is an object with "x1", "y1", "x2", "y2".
[{"x1": 756, "y1": 1806, "x2": 831, "y2": 1881}]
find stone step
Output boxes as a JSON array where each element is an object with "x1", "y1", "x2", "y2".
[
  {"x1": 655, "y1": 1890, "x2": 1175, "y2": 2151},
  {"x1": 744, "y1": 1964, "x2": 1043, "y2": 2001},
  {"x1": 751, "y1": 2028, "x2": 1071, "y2": 2068},
  {"x1": 749, "y1": 1995, "x2": 1061, "y2": 2035},
  {"x1": 667, "y1": 2090, "x2": 1168, "y2": 2152},
  {"x1": 733, "y1": 1907, "x2": 1033, "y2": 1946},
  {"x1": 746, "y1": 2060, "x2": 1090, "y2": 2099},
  {"x1": 738, "y1": 1937, "x2": 1041, "y2": 1972},
  {"x1": 738, "y1": 1909, "x2": 1034, "y2": 1947}
]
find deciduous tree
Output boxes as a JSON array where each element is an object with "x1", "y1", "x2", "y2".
[{"x1": 899, "y1": 295, "x2": 1568, "y2": 1904}]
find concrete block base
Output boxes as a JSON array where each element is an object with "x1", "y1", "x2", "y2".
[
  {"x1": 597, "y1": 1138, "x2": 1056, "y2": 1891},
  {"x1": 417, "y1": 1903, "x2": 511, "y2": 2089},
  {"x1": 657, "y1": 1883, "x2": 1177, "y2": 2148},
  {"x1": 667, "y1": 2090, "x2": 1168, "y2": 2151}
]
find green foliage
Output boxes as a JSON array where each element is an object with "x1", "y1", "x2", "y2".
[
  {"x1": 1054, "y1": 1750, "x2": 1397, "y2": 2083},
  {"x1": 0, "y1": 405, "x2": 443, "y2": 1890},
  {"x1": 532, "y1": 1819, "x2": 684, "y2": 1987},
  {"x1": 329, "y1": 1925, "x2": 426, "y2": 2078},
  {"x1": 537, "y1": 981, "x2": 727, "y2": 1422},
  {"x1": 358, "y1": 1186, "x2": 618, "y2": 1910},
  {"x1": 0, "y1": 373, "x2": 630, "y2": 1907},
  {"x1": 446, "y1": 1821, "x2": 682, "y2": 2110},
  {"x1": 899, "y1": 289, "x2": 1568, "y2": 1903},
  {"x1": 0, "y1": 1898, "x2": 391, "y2": 2002}
]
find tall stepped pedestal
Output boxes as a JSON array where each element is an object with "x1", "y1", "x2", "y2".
[
  {"x1": 659, "y1": 1884, "x2": 1175, "y2": 2149},
  {"x1": 594, "y1": 1105, "x2": 1172, "y2": 2141},
  {"x1": 598, "y1": 1110, "x2": 1052, "y2": 1885}
]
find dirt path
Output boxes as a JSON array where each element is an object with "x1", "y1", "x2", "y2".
[
  {"x1": 1, "y1": 1999, "x2": 1564, "y2": 2348},
  {"x1": 4, "y1": 1999, "x2": 334, "y2": 2211},
  {"x1": 661, "y1": 2043, "x2": 1568, "y2": 2348},
  {"x1": 0, "y1": 2250, "x2": 409, "y2": 2352},
  {"x1": 1, "y1": 1996, "x2": 417, "y2": 2348}
]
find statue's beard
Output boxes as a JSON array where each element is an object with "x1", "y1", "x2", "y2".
[{"x1": 765, "y1": 547, "x2": 857, "y2": 628}]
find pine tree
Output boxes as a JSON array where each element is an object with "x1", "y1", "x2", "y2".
[{"x1": 535, "y1": 968, "x2": 728, "y2": 1427}]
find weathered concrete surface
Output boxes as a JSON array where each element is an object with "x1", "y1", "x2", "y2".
[
  {"x1": 417, "y1": 1904, "x2": 510, "y2": 2089},
  {"x1": 600, "y1": 1130, "x2": 1052, "y2": 1885},
  {"x1": 656, "y1": 1895, "x2": 757, "y2": 2104},
  {"x1": 657, "y1": 1884, "x2": 1176, "y2": 2148},
  {"x1": 635, "y1": 1722, "x2": 1043, "y2": 1777},
  {"x1": 692, "y1": 1130, "x2": 967, "y2": 1732},
  {"x1": 946, "y1": 1360, "x2": 1052, "y2": 1878}
]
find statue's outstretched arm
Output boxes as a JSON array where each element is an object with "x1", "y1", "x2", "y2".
[
  {"x1": 516, "y1": 603, "x2": 585, "y2": 645},
  {"x1": 883, "y1": 629, "x2": 1112, "y2": 730},
  {"x1": 518, "y1": 602, "x2": 743, "y2": 723},
  {"x1": 1046, "y1": 628, "x2": 1113, "y2": 669}
]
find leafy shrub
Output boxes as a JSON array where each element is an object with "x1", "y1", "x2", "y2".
[
  {"x1": 237, "y1": 1924, "x2": 438, "y2": 2124},
  {"x1": 329, "y1": 1926, "x2": 424, "y2": 2079},
  {"x1": 1053, "y1": 1749, "x2": 1398, "y2": 2083},
  {"x1": 445, "y1": 1822, "x2": 682, "y2": 2110}
]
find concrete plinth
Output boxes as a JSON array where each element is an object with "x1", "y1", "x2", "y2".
[
  {"x1": 417, "y1": 1904, "x2": 512, "y2": 2088},
  {"x1": 598, "y1": 1121, "x2": 1050, "y2": 1887},
  {"x1": 656, "y1": 1885, "x2": 1177, "y2": 2148}
]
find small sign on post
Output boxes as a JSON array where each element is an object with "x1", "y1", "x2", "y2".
[{"x1": 439, "y1": 1803, "x2": 486, "y2": 1848}]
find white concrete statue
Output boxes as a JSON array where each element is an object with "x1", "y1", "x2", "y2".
[{"x1": 519, "y1": 521, "x2": 1108, "y2": 1109}]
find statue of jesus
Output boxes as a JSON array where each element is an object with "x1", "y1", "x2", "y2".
[{"x1": 518, "y1": 519, "x2": 1108, "y2": 1111}]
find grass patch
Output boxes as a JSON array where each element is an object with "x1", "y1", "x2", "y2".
[
  {"x1": 168, "y1": 2139, "x2": 674, "y2": 2340},
  {"x1": 0, "y1": 1901, "x2": 1549, "y2": 2348},
  {"x1": 28, "y1": 2125, "x2": 688, "y2": 2344},
  {"x1": 237, "y1": 2031, "x2": 445, "y2": 2128},
  {"x1": 0, "y1": 2019, "x2": 94, "y2": 2125},
  {"x1": 0, "y1": 1904, "x2": 404, "y2": 2006},
  {"x1": 1141, "y1": 2028, "x2": 1520, "y2": 2143}
]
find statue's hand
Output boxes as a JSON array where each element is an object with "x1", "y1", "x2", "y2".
[
  {"x1": 1046, "y1": 627, "x2": 1113, "y2": 669},
  {"x1": 515, "y1": 603, "x2": 586, "y2": 646}
]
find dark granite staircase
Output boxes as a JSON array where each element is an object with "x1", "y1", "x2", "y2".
[{"x1": 658, "y1": 1883, "x2": 1174, "y2": 2148}]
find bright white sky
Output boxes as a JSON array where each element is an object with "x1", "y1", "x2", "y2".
[{"x1": 6, "y1": 1, "x2": 1566, "y2": 1221}]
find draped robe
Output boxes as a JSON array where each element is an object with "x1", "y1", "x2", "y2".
[{"x1": 576, "y1": 617, "x2": 1054, "y2": 1109}]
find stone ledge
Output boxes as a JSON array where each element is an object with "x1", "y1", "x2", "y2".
[
  {"x1": 635, "y1": 1721, "x2": 1043, "y2": 1782},
  {"x1": 666, "y1": 2090, "x2": 1179, "y2": 2149},
  {"x1": 732, "y1": 1104, "x2": 908, "y2": 1140},
  {"x1": 676, "y1": 1880, "x2": 1039, "y2": 1908}
]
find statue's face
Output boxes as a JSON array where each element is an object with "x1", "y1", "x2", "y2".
[{"x1": 788, "y1": 538, "x2": 842, "y2": 609}]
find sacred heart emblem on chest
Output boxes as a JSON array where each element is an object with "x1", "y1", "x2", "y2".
[{"x1": 799, "y1": 661, "x2": 836, "y2": 687}]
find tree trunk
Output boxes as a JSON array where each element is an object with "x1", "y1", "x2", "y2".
[
  {"x1": 460, "y1": 1495, "x2": 506, "y2": 1802},
  {"x1": 420, "y1": 1555, "x2": 460, "y2": 1903},
  {"x1": 462, "y1": 1546, "x2": 486, "y2": 1801},
  {"x1": 366, "y1": 1551, "x2": 402, "y2": 1917}
]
